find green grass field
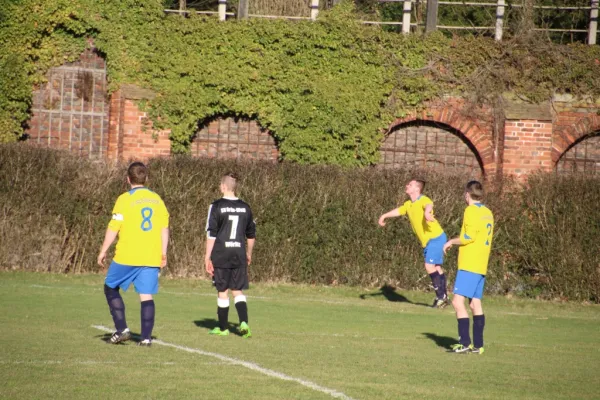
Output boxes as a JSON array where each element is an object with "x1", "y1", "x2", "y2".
[{"x1": 1, "y1": 271, "x2": 599, "y2": 400}]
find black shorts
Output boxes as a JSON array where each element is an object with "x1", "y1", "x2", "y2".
[{"x1": 213, "y1": 267, "x2": 249, "y2": 292}]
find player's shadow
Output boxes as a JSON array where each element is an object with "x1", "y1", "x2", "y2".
[
  {"x1": 359, "y1": 284, "x2": 430, "y2": 307},
  {"x1": 422, "y1": 333, "x2": 456, "y2": 350},
  {"x1": 194, "y1": 318, "x2": 242, "y2": 336},
  {"x1": 94, "y1": 331, "x2": 154, "y2": 344}
]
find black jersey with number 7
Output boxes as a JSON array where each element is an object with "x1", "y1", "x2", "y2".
[{"x1": 206, "y1": 197, "x2": 256, "y2": 269}]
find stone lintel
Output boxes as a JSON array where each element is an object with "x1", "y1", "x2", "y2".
[{"x1": 121, "y1": 84, "x2": 156, "y2": 100}]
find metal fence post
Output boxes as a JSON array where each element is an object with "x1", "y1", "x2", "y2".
[
  {"x1": 589, "y1": 0, "x2": 599, "y2": 45},
  {"x1": 426, "y1": 0, "x2": 439, "y2": 33},
  {"x1": 310, "y1": 0, "x2": 319, "y2": 21},
  {"x1": 402, "y1": 0, "x2": 412, "y2": 34},
  {"x1": 495, "y1": 0, "x2": 505, "y2": 41},
  {"x1": 218, "y1": 0, "x2": 227, "y2": 21}
]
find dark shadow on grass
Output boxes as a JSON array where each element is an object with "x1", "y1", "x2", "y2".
[
  {"x1": 359, "y1": 284, "x2": 430, "y2": 307},
  {"x1": 95, "y1": 331, "x2": 155, "y2": 344},
  {"x1": 194, "y1": 318, "x2": 241, "y2": 336},
  {"x1": 422, "y1": 333, "x2": 456, "y2": 350}
]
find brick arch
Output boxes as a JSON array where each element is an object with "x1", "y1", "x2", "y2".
[
  {"x1": 387, "y1": 110, "x2": 495, "y2": 176},
  {"x1": 555, "y1": 131, "x2": 600, "y2": 174},
  {"x1": 552, "y1": 114, "x2": 600, "y2": 163},
  {"x1": 191, "y1": 115, "x2": 279, "y2": 162}
]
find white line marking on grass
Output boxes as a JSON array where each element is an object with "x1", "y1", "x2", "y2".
[
  {"x1": 0, "y1": 360, "x2": 64, "y2": 364},
  {"x1": 92, "y1": 325, "x2": 356, "y2": 400},
  {"x1": 0, "y1": 360, "x2": 211, "y2": 366}
]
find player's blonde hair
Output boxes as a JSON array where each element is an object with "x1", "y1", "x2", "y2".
[
  {"x1": 221, "y1": 172, "x2": 239, "y2": 192},
  {"x1": 465, "y1": 180, "x2": 484, "y2": 201},
  {"x1": 128, "y1": 162, "x2": 147, "y2": 185}
]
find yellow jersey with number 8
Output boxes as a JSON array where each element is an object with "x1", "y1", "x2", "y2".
[
  {"x1": 108, "y1": 187, "x2": 169, "y2": 267},
  {"x1": 458, "y1": 203, "x2": 494, "y2": 275}
]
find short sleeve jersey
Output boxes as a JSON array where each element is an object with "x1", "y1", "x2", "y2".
[
  {"x1": 458, "y1": 203, "x2": 494, "y2": 275},
  {"x1": 398, "y1": 195, "x2": 445, "y2": 248},
  {"x1": 206, "y1": 197, "x2": 256, "y2": 269},
  {"x1": 108, "y1": 187, "x2": 169, "y2": 267}
]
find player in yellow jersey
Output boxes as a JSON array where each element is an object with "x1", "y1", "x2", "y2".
[
  {"x1": 378, "y1": 179, "x2": 449, "y2": 308},
  {"x1": 443, "y1": 180, "x2": 494, "y2": 354},
  {"x1": 97, "y1": 162, "x2": 170, "y2": 347}
]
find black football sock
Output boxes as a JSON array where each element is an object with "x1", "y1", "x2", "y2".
[
  {"x1": 457, "y1": 317, "x2": 471, "y2": 346},
  {"x1": 234, "y1": 295, "x2": 248, "y2": 324},
  {"x1": 429, "y1": 271, "x2": 442, "y2": 299},
  {"x1": 217, "y1": 298, "x2": 230, "y2": 331},
  {"x1": 140, "y1": 300, "x2": 155, "y2": 340},
  {"x1": 439, "y1": 273, "x2": 448, "y2": 297},
  {"x1": 473, "y1": 314, "x2": 485, "y2": 348},
  {"x1": 104, "y1": 284, "x2": 128, "y2": 333}
]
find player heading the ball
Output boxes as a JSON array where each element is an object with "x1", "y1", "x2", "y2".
[{"x1": 378, "y1": 178, "x2": 449, "y2": 308}]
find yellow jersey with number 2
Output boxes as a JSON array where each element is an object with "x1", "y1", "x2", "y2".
[
  {"x1": 108, "y1": 187, "x2": 169, "y2": 267},
  {"x1": 458, "y1": 203, "x2": 494, "y2": 275}
]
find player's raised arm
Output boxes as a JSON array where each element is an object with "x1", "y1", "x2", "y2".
[{"x1": 378, "y1": 206, "x2": 403, "y2": 227}]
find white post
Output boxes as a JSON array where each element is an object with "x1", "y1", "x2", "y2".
[
  {"x1": 218, "y1": 0, "x2": 227, "y2": 21},
  {"x1": 310, "y1": 0, "x2": 319, "y2": 21},
  {"x1": 402, "y1": 0, "x2": 412, "y2": 34},
  {"x1": 495, "y1": 0, "x2": 505, "y2": 41},
  {"x1": 589, "y1": 0, "x2": 598, "y2": 45}
]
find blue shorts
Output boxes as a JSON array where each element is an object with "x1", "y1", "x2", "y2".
[
  {"x1": 453, "y1": 270, "x2": 486, "y2": 299},
  {"x1": 105, "y1": 261, "x2": 160, "y2": 294},
  {"x1": 423, "y1": 233, "x2": 447, "y2": 265}
]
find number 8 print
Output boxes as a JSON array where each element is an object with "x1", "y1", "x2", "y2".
[{"x1": 141, "y1": 207, "x2": 153, "y2": 231}]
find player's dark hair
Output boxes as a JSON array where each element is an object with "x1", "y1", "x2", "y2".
[
  {"x1": 128, "y1": 162, "x2": 148, "y2": 185},
  {"x1": 221, "y1": 172, "x2": 239, "y2": 192},
  {"x1": 465, "y1": 180, "x2": 484, "y2": 201}
]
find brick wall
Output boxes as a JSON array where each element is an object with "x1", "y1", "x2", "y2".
[
  {"x1": 26, "y1": 48, "x2": 109, "y2": 158},
  {"x1": 24, "y1": 51, "x2": 600, "y2": 177},
  {"x1": 381, "y1": 120, "x2": 482, "y2": 177},
  {"x1": 388, "y1": 100, "x2": 497, "y2": 177},
  {"x1": 557, "y1": 135, "x2": 600, "y2": 174},
  {"x1": 191, "y1": 117, "x2": 278, "y2": 162},
  {"x1": 552, "y1": 96, "x2": 600, "y2": 174},
  {"x1": 119, "y1": 99, "x2": 170, "y2": 161},
  {"x1": 105, "y1": 86, "x2": 170, "y2": 162},
  {"x1": 503, "y1": 120, "x2": 553, "y2": 177}
]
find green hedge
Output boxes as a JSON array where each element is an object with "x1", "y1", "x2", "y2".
[{"x1": 1, "y1": 144, "x2": 598, "y2": 302}]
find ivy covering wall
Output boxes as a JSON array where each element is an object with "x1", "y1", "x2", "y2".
[{"x1": 1, "y1": 0, "x2": 600, "y2": 163}]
